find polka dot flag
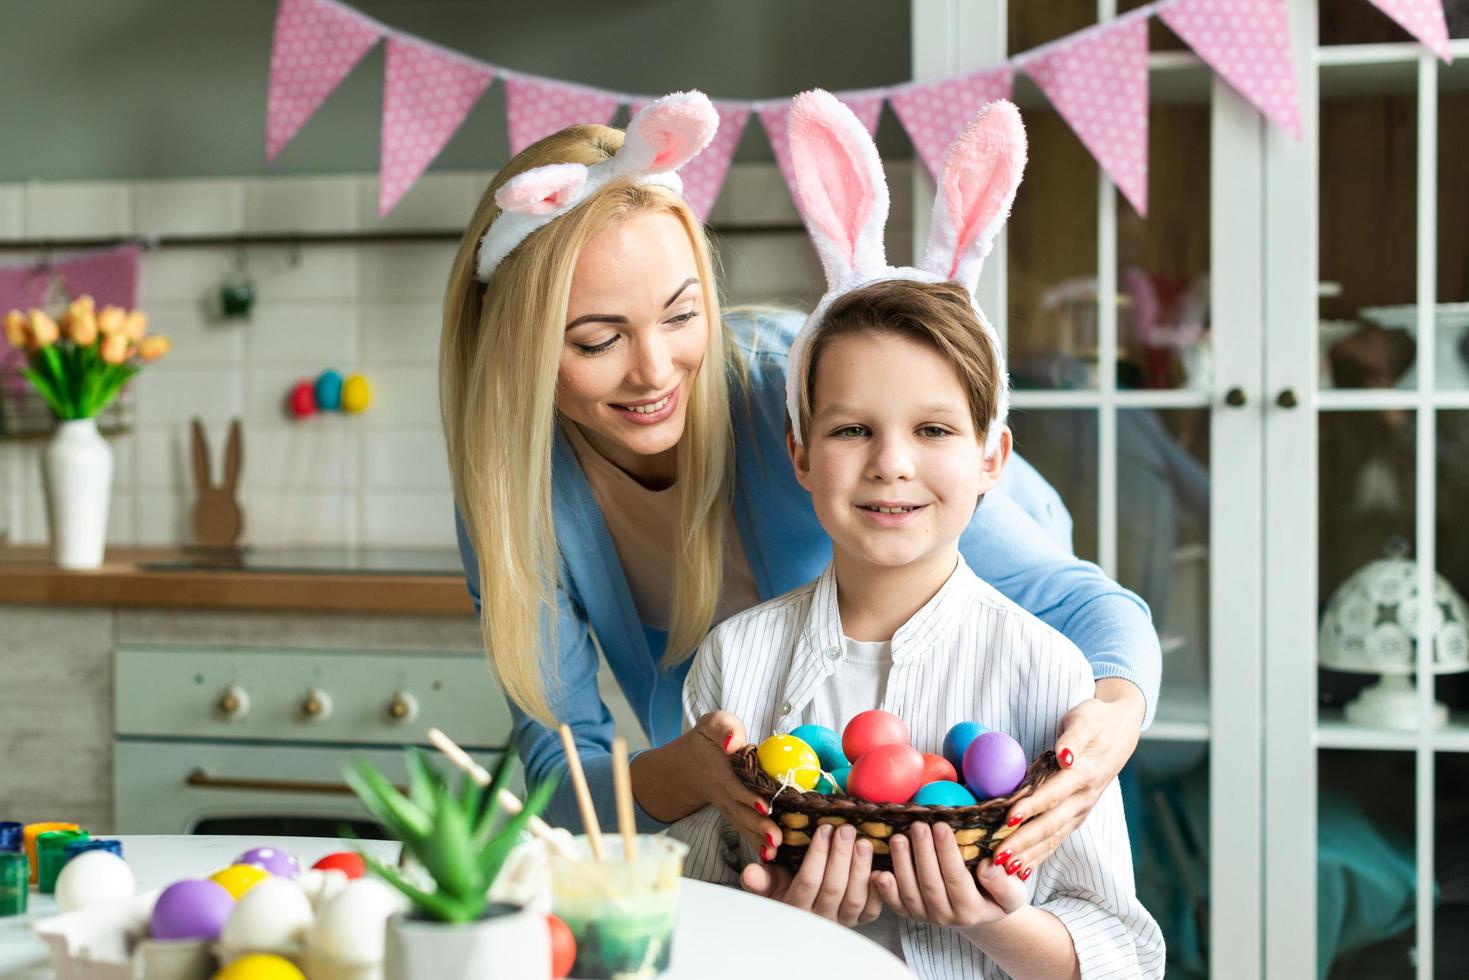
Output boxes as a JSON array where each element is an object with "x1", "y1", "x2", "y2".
[
  {"x1": 889, "y1": 67, "x2": 1016, "y2": 181},
  {"x1": 758, "y1": 92, "x2": 885, "y2": 218},
  {"x1": 1366, "y1": 0, "x2": 1452, "y2": 62},
  {"x1": 266, "y1": 0, "x2": 382, "y2": 160},
  {"x1": 1023, "y1": 16, "x2": 1150, "y2": 215},
  {"x1": 379, "y1": 38, "x2": 495, "y2": 216},
  {"x1": 504, "y1": 76, "x2": 620, "y2": 156},
  {"x1": 1160, "y1": 0, "x2": 1302, "y2": 139},
  {"x1": 630, "y1": 98, "x2": 751, "y2": 221}
]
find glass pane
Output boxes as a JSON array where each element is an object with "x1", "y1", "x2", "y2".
[
  {"x1": 1435, "y1": 411, "x2": 1469, "y2": 732},
  {"x1": 1321, "y1": 0, "x2": 1469, "y2": 46},
  {"x1": 1117, "y1": 104, "x2": 1211, "y2": 392},
  {"x1": 1008, "y1": 408, "x2": 1098, "y2": 562},
  {"x1": 1319, "y1": 87, "x2": 1418, "y2": 390},
  {"x1": 1006, "y1": 108, "x2": 1100, "y2": 391},
  {"x1": 1434, "y1": 753, "x2": 1469, "y2": 973},
  {"x1": 1132, "y1": 743, "x2": 1211, "y2": 979},
  {"x1": 1438, "y1": 71, "x2": 1469, "y2": 389},
  {"x1": 1008, "y1": 0, "x2": 1093, "y2": 53},
  {"x1": 1318, "y1": 749, "x2": 1417, "y2": 978}
]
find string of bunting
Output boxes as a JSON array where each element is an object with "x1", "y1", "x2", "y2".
[{"x1": 265, "y1": 0, "x2": 1452, "y2": 218}]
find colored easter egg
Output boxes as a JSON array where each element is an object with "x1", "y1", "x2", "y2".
[
  {"x1": 842, "y1": 709, "x2": 909, "y2": 763},
  {"x1": 962, "y1": 731, "x2": 1028, "y2": 799},
  {"x1": 846, "y1": 743, "x2": 924, "y2": 804},
  {"x1": 813, "y1": 772, "x2": 840, "y2": 794},
  {"x1": 920, "y1": 753, "x2": 958, "y2": 785},
  {"x1": 150, "y1": 878, "x2": 235, "y2": 941},
  {"x1": 288, "y1": 381, "x2": 316, "y2": 418},
  {"x1": 788, "y1": 723, "x2": 848, "y2": 771},
  {"x1": 942, "y1": 721, "x2": 989, "y2": 772},
  {"x1": 341, "y1": 373, "x2": 371, "y2": 413},
  {"x1": 235, "y1": 846, "x2": 300, "y2": 879},
  {"x1": 314, "y1": 370, "x2": 344, "y2": 412},
  {"x1": 831, "y1": 766, "x2": 851, "y2": 792},
  {"x1": 756, "y1": 734, "x2": 821, "y2": 790},
  {"x1": 212, "y1": 953, "x2": 306, "y2": 980},
  {"x1": 311, "y1": 851, "x2": 365, "y2": 879},
  {"x1": 913, "y1": 780, "x2": 978, "y2": 807},
  {"x1": 209, "y1": 863, "x2": 270, "y2": 899},
  {"x1": 547, "y1": 913, "x2": 576, "y2": 979}
]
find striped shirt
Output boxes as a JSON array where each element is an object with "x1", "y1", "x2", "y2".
[{"x1": 672, "y1": 557, "x2": 1165, "y2": 979}]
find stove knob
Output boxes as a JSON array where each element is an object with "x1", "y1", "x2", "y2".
[
  {"x1": 387, "y1": 691, "x2": 418, "y2": 724},
  {"x1": 301, "y1": 688, "x2": 333, "y2": 721},
  {"x1": 217, "y1": 685, "x2": 250, "y2": 719}
]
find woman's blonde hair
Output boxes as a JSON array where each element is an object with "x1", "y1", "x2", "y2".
[{"x1": 441, "y1": 124, "x2": 737, "y2": 727}]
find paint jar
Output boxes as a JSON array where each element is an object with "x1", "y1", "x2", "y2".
[
  {"x1": 37, "y1": 830, "x2": 89, "y2": 894},
  {"x1": 0, "y1": 852, "x2": 26, "y2": 917}
]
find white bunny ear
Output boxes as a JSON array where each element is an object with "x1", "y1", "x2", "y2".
[
  {"x1": 920, "y1": 100, "x2": 1027, "y2": 292},
  {"x1": 788, "y1": 89, "x2": 890, "y2": 289},
  {"x1": 495, "y1": 163, "x2": 590, "y2": 216},
  {"x1": 614, "y1": 91, "x2": 718, "y2": 176}
]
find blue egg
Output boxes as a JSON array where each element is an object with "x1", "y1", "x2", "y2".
[
  {"x1": 813, "y1": 772, "x2": 840, "y2": 795},
  {"x1": 831, "y1": 766, "x2": 851, "y2": 792},
  {"x1": 942, "y1": 720, "x2": 989, "y2": 772},
  {"x1": 314, "y1": 369, "x2": 344, "y2": 412},
  {"x1": 913, "y1": 780, "x2": 978, "y2": 807},
  {"x1": 789, "y1": 723, "x2": 848, "y2": 771}
]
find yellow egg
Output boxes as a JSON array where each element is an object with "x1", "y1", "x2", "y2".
[
  {"x1": 212, "y1": 953, "x2": 305, "y2": 980},
  {"x1": 341, "y1": 373, "x2": 371, "y2": 413},
  {"x1": 209, "y1": 863, "x2": 270, "y2": 900},
  {"x1": 757, "y1": 734, "x2": 822, "y2": 791}
]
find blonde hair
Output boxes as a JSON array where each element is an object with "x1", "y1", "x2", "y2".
[
  {"x1": 797, "y1": 279, "x2": 1002, "y2": 443},
  {"x1": 441, "y1": 125, "x2": 738, "y2": 728}
]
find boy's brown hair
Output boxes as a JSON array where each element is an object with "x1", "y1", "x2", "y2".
[{"x1": 797, "y1": 279, "x2": 1003, "y2": 444}]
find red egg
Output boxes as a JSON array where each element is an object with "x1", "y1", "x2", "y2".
[
  {"x1": 547, "y1": 913, "x2": 576, "y2": 978},
  {"x1": 288, "y1": 381, "x2": 316, "y2": 418},
  {"x1": 920, "y1": 753, "x2": 958, "y2": 785},
  {"x1": 842, "y1": 709, "x2": 909, "y2": 763},
  {"x1": 311, "y1": 851, "x2": 365, "y2": 879},
  {"x1": 846, "y1": 743, "x2": 925, "y2": 804}
]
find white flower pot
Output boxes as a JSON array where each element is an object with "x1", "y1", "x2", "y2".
[
  {"x1": 383, "y1": 905, "x2": 549, "y2": 980},
  {"x1": 42, "y1": 418, "x2": 112, "y2": 570}
]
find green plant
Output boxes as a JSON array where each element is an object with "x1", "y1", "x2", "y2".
[{"x1": 344, "y1": 746, "x2": 557, "y2": 923}]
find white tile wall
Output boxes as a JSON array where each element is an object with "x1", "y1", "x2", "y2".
[{"x1": 1, "y1": 163, "x2": 879, "y2": 550}]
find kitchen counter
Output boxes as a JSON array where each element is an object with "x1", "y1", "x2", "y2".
[{"x1": 0, "y1": 547, "x2": 475, "y2": 615}]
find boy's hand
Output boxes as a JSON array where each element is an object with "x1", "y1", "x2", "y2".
[
  {"x1": 739, "y1": 823, "x2": 884, "y2": 927},
  {"x1": 874, "y1": 822, "x2": 1028, "y2": 928}
]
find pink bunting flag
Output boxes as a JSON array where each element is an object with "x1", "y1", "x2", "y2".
[
  {"x1": 379, "y1": 38, "x2": 495, "y2": 216},
  {"x1": 758, "y1": 92, "x2": 884, "y2": 215},
  {"x1": 504, "y1": 76, "x2": 621, "y2": 156},
  {"x1": 266, "y1": 0, "x2": 382, "y2": 160},
  {"x1": 1367, "y1": 0, "x2": 1453, "y2": 62},
  {"x1": 629, "y1": 99, "x2": 750, "y2": 220},
  {"x1": 889, "y1": 67, "x2": 1016, "y2": 179},
  {"x1": 1024, "y1": 16, "x2": 1151, "y2": 215},
  {"x1": 1160, "y1": 0, "x2": 1302, "y2": 139}
]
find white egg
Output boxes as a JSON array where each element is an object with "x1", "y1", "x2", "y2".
[
  {"x1": 295, "y1": 868, "x2": 349, "y2": 911},
  {"x1": 54, "y1": 851, "x2": 136, "y2": 912},
  {"x1": 220, "y1": 876, "x2": 314, "y2": 953},
  {"x1": 306, "y1": 877, "x2": 408, "y2": 964}
]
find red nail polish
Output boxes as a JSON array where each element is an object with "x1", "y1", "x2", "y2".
[
  {"x1": 1019, "y1": 867, "x2": 1032, "y2": 881},
  {"x1": 761, "y1": 846, "x2": 775, "y2": 863},
  {"x1": 1006, "y1": 815, "x2": 1023, "y2": 827},
  {"x1": 1059, "y1": 748, "x2": 1074, "y2": 768},
  {"x1": 1006, "y1": 859, "x2": 1021, "y2": 876},
  {"x1": 766, "y1": 832, "x2": 778, "y2": 848},
  {"x1": 753, "y1": 800, "x2": 769, "y2": 815},
  {"x1": 994, "y1": 850, "x2": 1011, "y2": 866},
  {"x1": 722, "y1": 733, "x2": 734, "y2": 751}
]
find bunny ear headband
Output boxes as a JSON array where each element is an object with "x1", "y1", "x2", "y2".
[
  {"x1": 783, "y1": 88, "x2": 1027, "y2": 458},
  {"x1": 474, "y1": 90, "x2": 719, "y2": 283}
]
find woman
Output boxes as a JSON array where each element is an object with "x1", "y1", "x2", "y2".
[{"x1": 441, "y1": 93, "x2": 1158, "y2": 878}]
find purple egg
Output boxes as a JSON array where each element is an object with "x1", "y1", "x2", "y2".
[
  {"x1": 234, "y1": 846, "x2": 299, "y2": 878},
  {"x1": 962, "y1": 731, "x2": 1027, "y2": 799},
  {"x1": 150, "y1": 879, "x2": 234, "y2": 940}
]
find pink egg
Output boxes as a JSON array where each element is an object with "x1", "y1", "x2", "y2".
[
  {"x1": 841, "y1": 710, "x2": 909, "y2": 763},
  {"x1": 920, "y1": 753, "x2": 958, "y2": 785},
  {"x1": 846, "y1": 744, "x2": 924, "y2": 804},
  {"x1": 962, "y1": 731, "x2": 1027, "y2": 799}
]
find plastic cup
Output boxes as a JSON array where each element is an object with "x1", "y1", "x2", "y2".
[{"x1": 548, "y1": 835, "x2": 687, "y2": 979}]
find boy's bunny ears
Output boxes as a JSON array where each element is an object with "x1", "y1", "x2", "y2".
[
  {"x1": 784, "y1": 89, "x2": 1027, "y2": 456},
  {"x1": 474, "y1": 91, "x2": 718, "y2": 283}
]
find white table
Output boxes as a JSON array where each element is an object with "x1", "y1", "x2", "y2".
[{"x1": 0, "y1": 836, "x2": 910, "y2": 979}]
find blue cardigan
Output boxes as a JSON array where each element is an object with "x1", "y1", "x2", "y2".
[{"x1": 456, "y1": 312, "x2": 1161, "y2": 832}]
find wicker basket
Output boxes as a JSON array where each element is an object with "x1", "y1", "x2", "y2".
[{"x1": 733, "y1": 744, "x2": 1060, "y2": 872}]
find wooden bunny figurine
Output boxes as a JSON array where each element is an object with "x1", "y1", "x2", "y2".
[{"x1": 191, "y1": 417, "x2": 244, "y2": 548}]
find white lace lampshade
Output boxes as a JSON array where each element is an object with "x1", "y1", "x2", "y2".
[{"x1": 1318, "y1": 554, "x2": 1469, "y2": 728}]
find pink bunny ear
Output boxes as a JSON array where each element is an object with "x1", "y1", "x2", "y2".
[
  {"x1": 615, "y1": 91, "x2": 718, "y2": 176},
  {"x1": 788, "y1": 89, "x2": 889, "y2": 287},
  {"x1": 921, "y1": 100, "x2": 1027, "y2": 291},
  {"x1": 495, "y1": 163, "x2": 590, "y2": 216}
]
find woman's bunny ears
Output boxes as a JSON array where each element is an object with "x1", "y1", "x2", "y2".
[
  {"x1": 784, "y1": 89, "x2": 1028, "y2": 456},
  {"x1": 474, "y1": 91, "x2": 718, "y2": 283}
]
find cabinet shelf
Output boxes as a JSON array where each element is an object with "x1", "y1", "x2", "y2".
[{"x1": 1316, "y1": 707, "x2": 1469, "y2": 752}]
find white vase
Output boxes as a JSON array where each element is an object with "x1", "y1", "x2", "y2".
[
  {"x1": 383, "y1": 906, "x2": 550, "y2": 980},
  {"x1": 42, "y1": 418, "x2": 113, "y2": 570}
]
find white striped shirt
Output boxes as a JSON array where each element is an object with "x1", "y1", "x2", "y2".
[{"x1": 672, "y1": 557, "x2": 1165, "y2": 979}]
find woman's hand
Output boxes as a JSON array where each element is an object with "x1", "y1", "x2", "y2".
[
  {"x1": 873, "y1": 822, "x2": 1027, "y2": 929},
  {"x1": 996, "y1": 678, "x2": 1145, "y2": 879},
  {"x1": 740, "y1": 823, "x2": 884, "y2": 927},
  {"x1": 629, "y1": 710, "x2": 781, "y2": 854}
]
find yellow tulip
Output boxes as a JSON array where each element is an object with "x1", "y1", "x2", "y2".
[
  {"x1": 138, "y1": 335, "x2": 171, "y2": 363},
  {"x1": 123, "y1": 310, "x2": 147, "y2": 342},
  {"x1": 4, "y1": 310, "x2": 26, "y2": 348},
  {"x1": 69, "y1": 309, "x2": 99, "y2": 346},
  {"x1": 71, "y1": 295, "x2": 96, "y2": 316},
  {"x1": 100, "y1": 331, "x2": 130, "y2": 365},
  {"x1": 28, "y1": 309, "x2": 59, "y2": 348},
  {"x1": 97, "y1": 305, "x2": 127, "y2": 335}
]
